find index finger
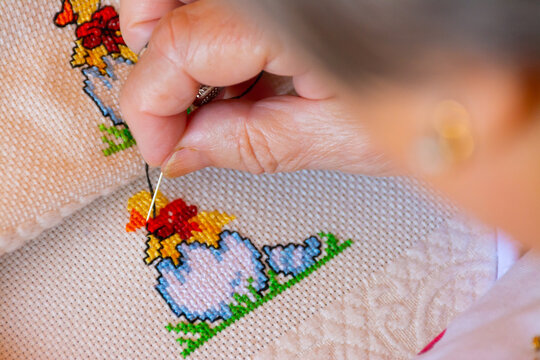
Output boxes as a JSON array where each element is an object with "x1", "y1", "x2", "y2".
[{"x1": 119, "y1": 0, "x2": 194, "y2": 53}]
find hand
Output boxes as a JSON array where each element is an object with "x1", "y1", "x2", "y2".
[{"x1": 119, "y1": 0, "x2": 391, "y2": 177}]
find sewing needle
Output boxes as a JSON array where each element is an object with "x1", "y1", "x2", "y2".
[{"x1": 146, "y1": 171, "x2": 163, "y2": 222}]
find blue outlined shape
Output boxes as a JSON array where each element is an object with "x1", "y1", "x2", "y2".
[
  {"x1": 155, "y1": 231, "x2": 268, "y2": 322},
  {"x1": 263, "y1": 236, "x2": 322, "y2": 276}
]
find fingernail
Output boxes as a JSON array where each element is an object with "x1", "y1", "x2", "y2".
[{"x1": 162, "y1": 148, "x2": 206, "y2": 178}]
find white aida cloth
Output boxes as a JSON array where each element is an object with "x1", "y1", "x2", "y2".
[
  {"x1": 0, "y1": 0, "x2": 143, "y2": 251},
  {"x1": 0, "y1": 168, "x2": 496, "y2": 359}
]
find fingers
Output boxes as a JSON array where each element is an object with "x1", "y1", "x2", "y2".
[
  {"x1": 120, "y1": 0, "x2": 314, "y2": 166},
  {"x1": 120, "y1": 0, "x2": 191, "y2": 54},
  {"x1": 161, "y1": 96, "x2": 391, "y2": 177}
]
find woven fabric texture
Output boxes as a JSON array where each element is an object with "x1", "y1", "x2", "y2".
[
  {"x1": 256, "y1": 215, "x2": 496, "y2": 359},
  {"x1": 0, "y1": 0, "x2": 145, "y2": 251},
  {"x1": 0, "y1": 1, "x2": 497, "y2": 359},
  {"x1": 416, "y1": 250, "x2": 540, "y2": 360},
  {"x1": 0, "y1": 0, "x2": 299, "y2": 252},
  {"x1": 0, "y1": 166, "x2": 494, "y2": 359}
]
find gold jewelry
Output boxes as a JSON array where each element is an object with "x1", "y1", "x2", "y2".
[{"x1": 414, "y1": 100, "x2": 475, "y2": 175}]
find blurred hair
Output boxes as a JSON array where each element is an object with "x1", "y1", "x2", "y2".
[{"x1": 232, "y1": 0, "x2": 540, "y2": 84}]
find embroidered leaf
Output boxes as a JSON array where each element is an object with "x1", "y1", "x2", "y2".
[{"x1": 99, "y1": 124, "x2": 136, "y2": 156}]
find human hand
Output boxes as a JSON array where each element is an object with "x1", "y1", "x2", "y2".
[{"x1": 119, "y1": 0, "x2": 391, "y2": 177}]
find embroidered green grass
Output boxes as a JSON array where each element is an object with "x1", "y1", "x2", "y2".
[
  {"x1": 99, "y1": 124, "x2": 136, "y2": 156},
  {"x1": 166, "y1": 233, "x2": 353, "y2": 358}
]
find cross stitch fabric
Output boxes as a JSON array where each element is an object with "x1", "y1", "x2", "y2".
[
  {"x1": 0, "y1": 167, "x2": 496, "y2": 359},
  {"x1": 0, "y1": 1, "x2": 498, "y2": 358},
  {"x1": 0, "y1": 0, "x2": 298, "y2": 253},
  {"x1": 0, "y1": 0, "x2": 144, "y2": 252}
]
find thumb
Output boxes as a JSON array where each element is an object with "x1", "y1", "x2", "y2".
[{"x1": 161, "y1": 96, "x2": 391, "y2": 177}]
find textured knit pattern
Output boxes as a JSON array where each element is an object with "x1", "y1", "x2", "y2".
[
  {"x1": 0, "y1": 167, "x2": 494, "y2": 359},
  {"x1": 256, "y1": 215, "x2": 496, "y2": 359}
]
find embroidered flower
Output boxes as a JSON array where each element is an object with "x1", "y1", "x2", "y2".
[{"x1": 75, "y1": 6, "x2": 124, "y2": 53}]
